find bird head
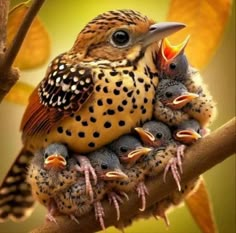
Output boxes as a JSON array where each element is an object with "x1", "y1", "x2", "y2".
[
  {"x1": 71, "y1": 10, "x2": 185, "y2": 66},
  {"x1": 156, "y1": 36, "x2": 190, "y2": 81},
  {"x1": 88, "y1": 148, "x2": 128, "y2": 181},
  {"x1": 109, "y1": 135, "x2": 152, "y2": 165},
  {"x1": 135, "y1": 121, "x2": 172, "y2": 148},
  {"x1": 157, "y1": 79, "x2": 199, "y2": 110},
  {"x1": 174, "y1": 119, "x2": 202, "y2": 144},
  {"x1": 43, "y1": 143, "x2": 69, "y2": 170}
]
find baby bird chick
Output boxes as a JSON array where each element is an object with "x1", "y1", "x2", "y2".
[
  {"x1": 156, "y1": 36, "x2": 217, "y2": 127},
  {"x1": 135, "y1": 121, "x2": 185, "y2": 191},
  {"x1": 27, "y1": 143, "x2": 78, "y2": 223},
  {"x1": 154, "y1": 79, "x2": 199, "y2": 126}
]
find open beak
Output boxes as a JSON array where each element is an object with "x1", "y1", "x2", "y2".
[
  {"x1": 140, "y1": 22, "x2": 185, "y2": 48},
  {"x1": 166, "y1": 92, "x2": 199, "y2": 110},
  {"x1": 103, "y1": 169, "x2": 128, "y2": 181},
  {"x1": 175, "y1": 129, "x2": 202, "y2": 144},
  {"x1": 161, "y1": 35, "x2": 190, "y2": 60},
  {"x1": 44, "y1": 154, "x2": 67, "y2": 170},
  {"x1": 135, "y1": 127, "x2": 156, "y2": 146},
  {"x1": 121, "y1": 147, "x2": 152, "y2": 164}
]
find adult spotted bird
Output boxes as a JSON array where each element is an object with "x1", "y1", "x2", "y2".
[{"x1": 0, "y1": 10, "x2": 184, "y2": 221}]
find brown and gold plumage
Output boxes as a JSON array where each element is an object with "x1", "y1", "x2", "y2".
[{"x1": 0, "y1": 9, "x2": 185, "y2": 221}]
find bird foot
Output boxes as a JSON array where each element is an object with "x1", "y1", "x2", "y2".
[
  {"x1": 163, "y1": 157, "x2": 182, "y2": 191},
  {"x1": 70, "y1": 214, "x2": 80, "y2": 224},
  {"x1": 75, "y1": 155, "x2": 97, "y2": 201},
  {"x1": 108, "y1": 191, "x2": 128, "y2": 221},
  {"x1": 154, "y1": 210, "x2": 170, "y2": 227},
  {"x1": 94, "y1": 201, "x2": 106, "y2": 231},
  {"x1": 46, "y1": 213, "x2": 58, "y2": 224},
  {"x1": 136, "y1": 182, "x2": 149, "y2": 211},
  {"x1": 46, "y1": 199, "x2": 58, "y2": 224},
  {"x1": 176, "y1": 144, "x2": 186, "y2": 174}
]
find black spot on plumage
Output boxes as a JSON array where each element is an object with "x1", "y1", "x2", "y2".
[
  {"x1": 122, "y1": 100, "x2": 127, "y2": 105},
  {"x1": 88, "y1": 106, "x2": 94, "y2": 113},
  {"x1": 138, "y1": 78, "x2": 144, "y2": 83},
  {"x1": 107, "y1": 109, "x2": 115, "y2": 115},
  {"x1": 57, "y1": 127, "x2": 63, "y2": 133},
  {"x1": 88, "y1": 142, "x2": 95, "y2": 148},
  {"x1": 97, "y1": 99, "x2": 103, "y2": 106},
  {"x1": 113, "y1": 89, "x2": 120, "y2": 95},
  {"x1": 93, "y1": 132, "x2": 100, "y2": 138},
  {"x1": 117, "y1": 106, "x2": 124, "y2": 112},
  {"x1": 123, "y1": 86, "x2": 128, "y2": 92},
  {"x1": 103, "y1": 86, "x2": 108, "y2": 93},
  {"x1": 75, "y1": 115, "x2": 81, "y2": 121},
  {"x1": 90, "y1": 117, "x2": 96, "y2": 122},
  {"x1": 98, "y1": 72, "x2": 105, "y2": 79},
  {"x1": 110, "y1": 71, "x2": 118, "y2": 76},
  {"x1": 82, "y1": 121, "x2": 88, "y2": 126},
  {"x1": 123, "y1": 70, "x2": 129, "y2": 74},
  {"x1": 115, "y1": 81, "x2": 123, "y2": 87},
  {"x1": 104, "y1": 121, "x2": 111, "y2": 128},
  {"x1": 127, "y1": 90, "x2": 133, "y2": 97},
  {"x1": 78, "y1": 132, "x2": 85, "y2": 138},
  {"x1": 106, "y1": 98, "x2": 113, "y2": 104},
  {"x1": 95, "y1": 85, "x2": 101, "y2": 92},
  {"x1": 119, "y1": 120, "x2": 125, "y2": 126},
  {"x1": 66, "y1": 130, "x2": 72, "y2": 136}
]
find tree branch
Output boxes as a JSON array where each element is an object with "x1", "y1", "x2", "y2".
[
  {"x1": 31, "y1": 117, "x2": 236, "y2": 233},
  {"x1": 0, "y1": 0, "x2": 45, "y2": 103}
]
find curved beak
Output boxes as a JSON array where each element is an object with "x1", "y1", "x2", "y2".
[
  {"x1": 140, "y1": 22, "x2": 186, "y2": 47},
  {"x1": 166, "y1": 92, "x2": 199, "y2": 110},
  {"x1": 161, "y1": 35, "x2": 190, "y2": 60},
  {"x1": 103, "y1": 169, "x2": 128, "y2": 181},
  {"x1": 121, "y1": 147, "x2": 152, "y2": 164},
  {"x1": 135, "y1": 127, "x2": 155, "y2": 146},
  {"x1": 175, "y1": 129, "x2": 202, "y2": 144},
  {"x1": 44, "y1": 154, "x2": 67, "y2": 170}
]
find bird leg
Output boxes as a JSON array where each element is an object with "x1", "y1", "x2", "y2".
[
  {"x1": 75, "y1": 155, "x2": 97, "y2": 201},
  {"x1": 108, "y1": 191, "x2": 128, "y2": 221},
  {"x1": 94, "y1": 201, "x2": 106, "y2": 231},
  {"x1": 163, "y1": 157, "x2": 181, "y2": 191},
  {"x1": 153, "y1": 203, "x2": 170, "y2": 227},
  {"x1": 45, "y1": 199, "x2": 58, "y2": 224},
  {"x1": 136, "y1": 181, "x2": 149, "y2": 211},
  {"x1": 176, "y1": 144, "x2": 186, "y2": 174}
]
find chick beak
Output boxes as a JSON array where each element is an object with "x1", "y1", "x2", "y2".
[
  {"x1": 167, "y1": 92, "x2": 199, "y2": 110},
  {"x1": 175, "y1": 129, "x2": 202, "y2": 144},
  {"x1": 104, "y1": 169, "x2": 128, "y2": 181},
  {"x1": 135, "y1": 127, "x2": 155, "y2": 146},
  {"x1": 161, "y1": 35, "x2": 190, "y2": 61},
  {"x1": 121, "y1": 147, "x2": 152, "y2": 164},
  {"x1": 140, "y1": 22, "x2": 186, "y2": 48},
  {"x1": 44, "y1": 154, "x2": 67, "y2": 170}
]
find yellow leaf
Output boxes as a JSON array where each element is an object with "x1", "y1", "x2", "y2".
[
  {"x1": 7, "y1": 1, "x2": 50, "y2": 70},
  {"x1": 166, "y1": 0, "x2": 232, "y2": 68},
  {"x1": 5, "y1": 81, "x2": 34, "y2": 105},
  {"x1": 185, "y1": 178, "x2": 218, "y2": 233}
]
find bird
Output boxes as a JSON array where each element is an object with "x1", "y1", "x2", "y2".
[
  {"x1": 109, "y1": 134, "x2": 152, "y2": 166},
  {"x1": 155, "y1": 36, "x2": 217, "y2": 128},
  {"x1": 134, "y1": 121, "x2": 185, "y2": 191},
  {"x1": 54, "y1": 147, "x2": 128, "y2": 230},
  {"x1": 27, "y1": 143, "x2": 79, "y2": 223},
  {"x1": 153, "y1": 79, "x2": 199, "y2": 126},
  {"x1": 0, "y1": 9, "x2": 185, "y2": 221},
  {"x1": 172, "y1": 119, "x2": 202, "y2": 145}
]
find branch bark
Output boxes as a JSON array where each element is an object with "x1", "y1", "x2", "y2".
[
  {"x1": 0, "y1": 0, "x2": 45, "y2": 103},
  {"x1": 31, "y1": 117, "x2": 236, "y2": 233}
]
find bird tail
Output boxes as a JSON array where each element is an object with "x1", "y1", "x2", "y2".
[{"x1": 0, "y1": 148, "x2": 35, "y2": 222}]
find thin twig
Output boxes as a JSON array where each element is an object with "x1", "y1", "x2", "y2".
[
  {"x1": 31, "y1": 117, "x2": 236, "y2": 233},
  {"x1": 0, "y1": 0, "x2": 45, "y2": 103},
  {"x1": 1, "y1": 0, "x2": 46, "y2": 71},
  {"x1": 0, "y1": 0, "x2": 9, "y2": 53}
]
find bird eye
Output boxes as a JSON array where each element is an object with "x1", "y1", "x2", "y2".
[
  {"x1": 111, "y1": 30, "x2": 130, "y2": 47},
  {"x1": 165, "y1": 91, "x2": 173, "y2": 98},
  {"x1": 156, "y1": 133, "x2": 163, "y2": 139},
  {"x1": 120, "y1": 147, "x2": 128, "y2": 153},
  {"x1": 101, "y1": 163, "x2": 108, "y2": 170},
  {"x1": 169, "y1": 63, "x2": 176, "y2": 70},
  {"x1": 44, "y1": 152, "x2": 49, "y2": 159}
]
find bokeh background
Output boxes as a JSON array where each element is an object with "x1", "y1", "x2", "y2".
[{"x1": 0, "y1": 0, "x2": 235, "y2": 232}]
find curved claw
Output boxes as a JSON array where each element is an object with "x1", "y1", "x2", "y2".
[
  {"x1": 75, "y1": 155, "x2": 97, "y2": 201},
  {"x1": 136, "y1": 182, "x2": 149, "y2": 212},
  {"x1": 108, "y1": 192, "x2": 124, "y2": 221},
  {"x1": 163, "y1": 157, "x2": 181, "y2": 191},
  {"x1": 94, "y1": 201, "x2": 106, "y2": 231},
  {"x1": 176, "y1": 144, "x2": 186, "y2": 174}
]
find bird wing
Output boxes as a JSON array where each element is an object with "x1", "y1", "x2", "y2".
[{"x1": 20, "y1": 52, "x2": 94, "y2": 137}]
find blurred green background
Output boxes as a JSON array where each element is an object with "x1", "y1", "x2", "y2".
[{"x1": 0, "y1": 0, "x2": 235, "y2": 232}]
